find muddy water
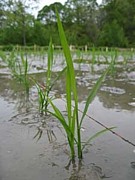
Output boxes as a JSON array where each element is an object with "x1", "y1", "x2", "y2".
[{"x1": 0, "y1": 53, "x2": 135, "y2": 180}]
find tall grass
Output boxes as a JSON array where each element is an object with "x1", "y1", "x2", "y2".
[
  {"x1": 19, "y1": 53, "x2": 29, "y2": 93},
  {"x1": 48, "y1": 11, "x2": 115, "y2": 160},
  {"x1": 0, "y1": 50, "x2": 29, "y2": 93},
  {"x1": 34, "y1": 39, "x2": 66, "y2": 115},
  {"x1": 34, "y1": 39, "x2": 53, "y2": 114}
]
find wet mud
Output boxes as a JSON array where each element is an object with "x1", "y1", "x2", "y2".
[{"x1": 0, "y1": 53, "x2": 135, "y2": 180}]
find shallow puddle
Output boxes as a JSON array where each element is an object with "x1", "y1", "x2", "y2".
[{"x1": 0, "y1": 53, "x2": 135, "y2": 180}]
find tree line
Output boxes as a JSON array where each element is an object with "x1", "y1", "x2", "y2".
[{"x1": 0, "y1": 0, "x2": 135, "y2": 47}]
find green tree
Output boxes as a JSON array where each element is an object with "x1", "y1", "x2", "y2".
[
  {"x1": 63, "y1": 0, "x2": 99, "y2": 45},
  {"x1": 0, "y1": 0, "x2": 37, "y2": 45},
  {"x1": 37, "y1": 2, "x2": 65, "y2": 44},
  {"x1": 98, "y1": 20, "x2": 128, "y2": 47},
  {"x1": 100, "y1": 0, "x2": 135, "y2": 46},
  {"x1": 8, "y1": 0, "x2": 36, "y2": 45},
  {"x1": 30, "y1": 20, "x2": 47, "y2": 45},
  {"x1": 37, "y1": 2, "x2": 65, "y2": 24}
]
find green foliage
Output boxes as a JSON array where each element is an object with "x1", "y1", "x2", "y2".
[
  {"x1": 100, "y1": 0, "x2": 135, "y2": 47},
  {"x1": 31, "y1": 21, "x2": 48, "y2": 46},
  {"x1": 0, "y1": 50, "x2": 30, "y2": 93},
  {"x1": 0, "y1": 0, "x2": 36, "y2": 45},
  {"x1": 34, "y1": 40, "x2": 66, "y2": 114},
  {"x1": 37, "y1": 2, "x2": 65, "y2": 23},
  {"x1": 0, "y1": 0, "x2": 135, "y2": 47},
  {"x1": 49, "y1": 11, "x2": 113, "y2": 160},
  {"x1": 34, "y1": 39, "x2": 54, "y2": 114},
  {"x1": 98, "y1": 20, "x2": 128, "y2": 47},
  {"x1": 1, "y1": 44, "x2": 14, "y2": 51}
]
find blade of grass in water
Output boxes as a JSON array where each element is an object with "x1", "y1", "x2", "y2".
[
  {"x1": 49, "y1": 9, "x2": 114, "y2": 159},
  {"x1": 50, "y1": 67, "x2": 67, "y2": 89},
  {"x1": 32, "y1": 39, "x2": 66, "y2": 114},
  {"x1": 82, "y1": 127, "x2": 116, "y2": 151},
  {"x1": 47, "y1": 38, "x2": 53, "y2": 86},
  {"x1": 48, "y1": 101, "x2": 78, "y2": 154},
  {"x1": 80, "y1": 68, "x2": 110, "y2": 127},
  {"x1": 56, "y1": 9, "x2": 82, "y2": 158}
]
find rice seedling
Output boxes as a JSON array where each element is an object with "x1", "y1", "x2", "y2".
[
  {"x1": 0, "y1": 50, "x2": 16, "y2": 73},
  {"x1": 34, "y1": 39, "x2": 66, "y2": 115},
  {"x1": 92, "y1": 46, "x2": 96, "y2": 65},
  {"x1": 108, "y1": 49, "x2": 118, "y2": 76},
  {"x1": 122, "y1": 49, "x2": 134, "y2": 65},
  {"x1": 8, "y1": 52, "x2": 30, "y2": 93},
  {"x1": 48, "y1": 10, "x2": 115, "y2": 160},
  {"x1": 33, "y1": 40, "x2": 53, "y2": 115},
  {"x1": 0, "y1": 50, "x2": 30, "y2": 93},
  {"x1": 76, "y1": 49, "x2": 83, "y2": 62}
]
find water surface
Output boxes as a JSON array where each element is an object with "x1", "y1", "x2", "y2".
[{"x1": 0, "y1": 53, "x2": 135, "y2": 180}]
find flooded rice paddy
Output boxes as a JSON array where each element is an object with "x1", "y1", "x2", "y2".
[{"x1": 0, "y1": 51, "x2": 135, "y2": 180}]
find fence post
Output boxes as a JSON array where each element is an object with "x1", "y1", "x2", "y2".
[
  {"x1": 70, "y1": 45, "x2": 73, "y2": 51},
  {"x1": 34, "y1": 44, "x2": 36, "y2": 51},
  {"x1": 85, "y1": 45, "x2": 88, "y2": 52},
  {"x1": 106, "y1": 47, "x2": 108, "y2": 52}
]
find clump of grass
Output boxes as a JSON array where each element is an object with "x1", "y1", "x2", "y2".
[
  {"x1": 19, "y1": 53, "x2": 29, "y2": 93},
  {"x1": 34, "y1": 39, "x2": 66, "y2": 115},
  {"x1": 0, "y1": 50, "x2": 16, "y2": 73},
  {"x1": 49, "y1": 10, "x2": 115, "y2": 160},
  {"x1": 0, "y1": 50, "x2": 29, "y2": 93},
  {"x1": 12, "y1": 52, "x2": 29, "y2": 93},
  {"x1": 37, "y1": 39, "x2": 54, "y2": 115}
]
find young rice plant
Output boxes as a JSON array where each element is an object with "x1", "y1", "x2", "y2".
[
  {"x1": 34, "y1": 39, "x2": 66, "y2": 115},
  {"x1": 48, "y1": 10, "x2": 115, "y2": 160}
]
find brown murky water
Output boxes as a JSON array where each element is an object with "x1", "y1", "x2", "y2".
[{"x1": 0, "y1": 52, "x2": 135, "y2": 180}]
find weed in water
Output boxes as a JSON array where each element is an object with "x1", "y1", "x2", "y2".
[
  {"x1": 49, "y1": 10, "x2": 115, "y2": 160},
  {"x1": 0, "y1": 50, "x2": 29, "y2": 93},
  {"x1": 33, "y1": 40, "x2": 54, "y2": 115},
  {"x1": 34, "y1": 39, "x2": 66, "y2": 115},
  {"x1": 19, "y1": 52, "x2": 29, "y2": 93}
]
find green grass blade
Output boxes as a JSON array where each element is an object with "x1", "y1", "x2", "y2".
[
  {"x1": 71, "y1": 107, "x2": 76, "y2": 135},
  {"x1": 48, "y1": 101, "x2": 76, "y2": 142},
  {"x1": 47, "y1": 38, "x2": 53, "y2": 85},
  {"x1": 56, "y1": 9, "x2": 81, "y2": 158},
  {"x1": 49, "y1": 110, "x2": 70, "y2": 135},
  {"x1": 56, "y1": 11, "x2": 73, "y2": 123},
  {"x1": 0, "y1": 51, "x2": 6, "y2": 62},
  {"x1": 56, "y1": 9, "x2": 78, "y2": 106},
  {"x1": 49, "y1": 100, "x2": 66, "y2": 123},
  {"x1": 66, "y1": 69, "x2": 72, "y2": 126},
  {"x1": 82, "y1": 127, "x2": 116, "y2": 151},
  {"x1": 50, "y1": 66, "x2": 67, "y2": 90},
  {"x1": 56, "y1": 10, "x2": 73, "y2": 129},
  {"x1": 80, "y1": 68, "x2": 109, "y2": 126},
  {"x1": 24, "y1": 56, "x2": 28, "y2": 76}
]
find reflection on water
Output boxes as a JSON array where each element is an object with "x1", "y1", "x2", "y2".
[
  {"x1": 64, "y1": 159, "x2": 110, "y2": 180},
  {"x1": 98, "y1": 78, "x2": 135, "y2": 111},
  {"x1": 10, "y1": 111, "x2": 58, "y2": 143},
  {"x1": 0, "y1": 54, "x2": 135, "y2": 180},
  {"x1": 0, "y1": 60, "x2": 135, "y2": 112}
]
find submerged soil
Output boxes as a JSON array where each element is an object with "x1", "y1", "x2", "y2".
[{"x1": 0, "y1": 52, "x2": 135, "y2": 180}]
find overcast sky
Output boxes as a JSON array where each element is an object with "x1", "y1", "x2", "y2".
[
  {"x1": 38, "y1": 0, "x2": 102, "y2": 11},
  {"x1": 34, "y1": 0, "x2": 102, "y2": 16},
  {"x1": 38, "y1": 0, "x2": 66, "y2": 10}
]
